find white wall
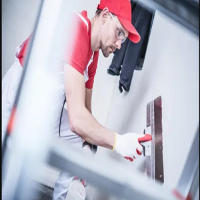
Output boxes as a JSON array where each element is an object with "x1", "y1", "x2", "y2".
[
  {"x1": 92, "y1": 10, "x2": 199, "y2": 191},
  {"x1": 2, "y1": 0, "x2": 41, "y2": 79}
]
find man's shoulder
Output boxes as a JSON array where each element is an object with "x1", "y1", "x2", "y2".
[{"x1": 73, "y1": 10, "x2": 90, "y2": 33}]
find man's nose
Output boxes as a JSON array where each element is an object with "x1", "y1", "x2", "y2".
[{"x1": 115, "y1": 40, "x2": 122, "y2": 50}]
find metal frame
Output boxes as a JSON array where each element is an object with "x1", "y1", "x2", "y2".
[
  {"x1": 47, "y1": 139, "x2": 177, "y2": 200},
  {"x1": 2, "y1": 0, "x2": 44, "y2": 166},
  {"x1": 176, "y1": 128, "x2": 199, "y2": 199},
  {"x1": 2, "y1": 0, "x2": 199, "y2": 199}
]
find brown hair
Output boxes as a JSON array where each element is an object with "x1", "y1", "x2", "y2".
[{"x1": 95, "y1": 9, "x2": 102, "y2": 16}]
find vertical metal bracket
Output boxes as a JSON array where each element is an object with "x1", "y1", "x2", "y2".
[{"x1": 142, "y1": 126, "x2": 152, "y2": 157}]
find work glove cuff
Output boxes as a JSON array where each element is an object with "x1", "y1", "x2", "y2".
[{"x1": 112, "y1": 132, "x2": 121, "y2": 154}]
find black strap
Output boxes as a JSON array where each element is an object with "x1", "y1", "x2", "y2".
[
  {"x1": 59, "y1": 98, "x2": 66, "y2": 137},
  {"x1": 82, "y1": 141, "x2": 98, "y2": 154}
]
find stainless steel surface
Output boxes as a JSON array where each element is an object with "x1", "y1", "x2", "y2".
[
  {"x1": 176, "y1": 128, "x2": 199, "y2": 198},
  {"x1": 47, "y1": 138, "x2": 177, "y2": 200},
  {"x1": 189, "y1": 168, "x2": 199, "y2": 199},
  {"x1": 143, "y1": 126, "x2": 152, "y2": 157},
  {"x1": 146, "y1": 99, "x2": 155, "y2": 181}
]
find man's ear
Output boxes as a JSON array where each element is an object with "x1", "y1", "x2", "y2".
[{"x1": 101, "y1": 7, "x2": 110, "y2": 23}]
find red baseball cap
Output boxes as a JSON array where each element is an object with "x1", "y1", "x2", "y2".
[{"x1": 97, "y1": 0, "x2": 141, "y2": 43}]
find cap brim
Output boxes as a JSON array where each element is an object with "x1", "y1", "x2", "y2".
[{"x1": 118, "y1": 17, "x2": 141, "y2": 43}]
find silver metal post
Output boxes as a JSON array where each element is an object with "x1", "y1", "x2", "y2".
[
  {"x1": 2, "y1": 0, "x2": 82, "y2": 199},
  {"x1": 176, "y1": 128, "x2": 199, "y2": 199}
]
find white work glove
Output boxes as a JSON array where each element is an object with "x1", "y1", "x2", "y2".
[{"x1": 113, "y1": 132, "x2": 152, "y2": 161}]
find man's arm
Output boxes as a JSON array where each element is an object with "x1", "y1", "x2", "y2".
[
  {"x1": 64, "y1": 63, "x2": 115, "y2": 149},
  {"x1": 84, "y1": 88, "x2": 92, "y2": 144},
  {"x1": 85, "y1": 88, "x2": 92, "y2": 114}
]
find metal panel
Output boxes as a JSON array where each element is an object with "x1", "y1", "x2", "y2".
[
  {"x1": 176, "y1": 128, "x2": 199, "y2": 199},
  {"x1": 47, "y1": 139, "x2": 177, "y2": 200}
]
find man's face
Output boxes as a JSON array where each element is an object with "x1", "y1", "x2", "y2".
[{"x1": 100, "y1": 11, "x2": 129, "y2": 58}]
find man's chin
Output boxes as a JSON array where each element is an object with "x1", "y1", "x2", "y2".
[
  {"x1": 102, "y1": 50, "x2": 111, "y2": 58},
  {"x1": 103, "y1": 53, "x2": 109, "y2": 58}
]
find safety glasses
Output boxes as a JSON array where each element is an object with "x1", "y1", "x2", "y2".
[{"x1": 109, "y1": 12, "x2": 127, "y2": 44}]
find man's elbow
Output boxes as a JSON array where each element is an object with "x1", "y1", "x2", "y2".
[
  {"x1": 68, "y1": 106, "x2": 87, "y2": 136},
  {"x1": 69, "y1": 118, "x2": 78, "y2": 134},
  {"x1": 69, "y1": 114, "x2": 83, "y2": 137}
]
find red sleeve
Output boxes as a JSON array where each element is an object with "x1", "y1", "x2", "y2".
[
  {"x1": 65, "y1": 15, "x2": 89, "y2": 75},
  {"x1": 17, "y1": 35, "x2": 32, "y2": 67},
  {"x1": 85, "y1": 51, "x2": 99, "y2": 89}
]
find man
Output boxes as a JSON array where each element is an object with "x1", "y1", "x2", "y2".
[{"x1": 2, "y1": 0, "x2": 151, "y2": 199}]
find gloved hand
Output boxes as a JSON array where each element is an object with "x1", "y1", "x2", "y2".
[{"x1": 113, "y1": 132, "x2": 152, "y2": 161}]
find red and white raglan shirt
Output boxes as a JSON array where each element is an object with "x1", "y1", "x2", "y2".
[{"x1": 16, "y1": 10, "x2": 99, "y2": 89}]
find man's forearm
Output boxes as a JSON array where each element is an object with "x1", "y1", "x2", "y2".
[
  {"x1": 64, "y1": 65, "x2": 115, "y2": 149},
  {"x1": 83, "y1": 92, "x2": 92, "y2": 144},
  {"x1": 70, "y1": 106, "x2": 115, "y2": 149}
]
